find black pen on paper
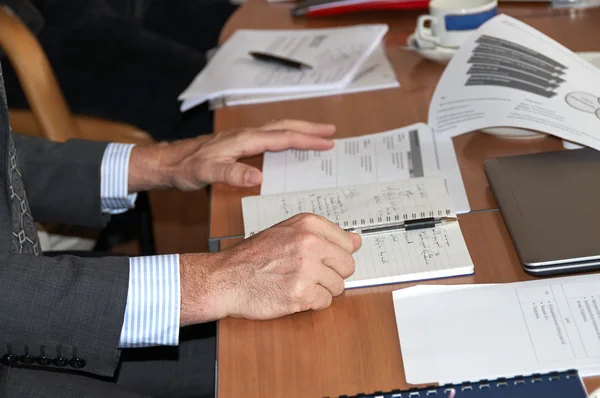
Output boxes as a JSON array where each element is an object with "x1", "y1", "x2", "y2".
[{"x1": 249, "y1": 51, "x2": 313, "y2": 70}]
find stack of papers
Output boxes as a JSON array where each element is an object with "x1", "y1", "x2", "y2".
[{"x1": 179, "y1": 24, "x2": 395, "y2": 110}]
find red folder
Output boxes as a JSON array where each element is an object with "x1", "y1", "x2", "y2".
[{"x1": 291, "y1": 0, "x2": 429, "y2": 17}]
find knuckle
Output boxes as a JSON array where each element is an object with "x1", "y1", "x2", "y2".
[
  {"x1": 290, "y1": 282, "x2": 314, "y2": 312},
  {"x1": 295, "y1": 212, "x2": 320, "y2": 226},
  {"x1": 296, "y1": 231, "x2": 320, "y2": 249},
  {"x1": 282, "y1": 129, "x2": 294, "y2": 140},
  {"x1": 236, "y1": 128, "x2": 253, "y2": 141},
  {"x1": 223, "y1": 164, "x2": 238, "y2": 182}
]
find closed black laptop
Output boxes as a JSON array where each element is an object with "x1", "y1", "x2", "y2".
[{"x1": 485, "y1": 148, "x2": 600, "y2": 276}]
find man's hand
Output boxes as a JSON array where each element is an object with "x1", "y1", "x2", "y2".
[
  {"x1": 179, "y1": 213, "x2": 362, "y2": 325},
  {"x1": 128, "y1": 119, "x2": 335, "y2": 193}
]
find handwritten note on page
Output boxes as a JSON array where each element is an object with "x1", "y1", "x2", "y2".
[
  {"x1": 393, "y1": 274, "x2": 600, "y2": 384},
  {"x1": 243, "y1": 177, "x2": 452, "y2": 235},
  {"x1": 242, "y1": 177, "x2": 473, "y2": 288},
  {"x1": 348, "y1": 224, "x2": 473, "y2": 288},
  {"x1": 261, "y1": 123, "x2": 469, "y2": 213}
]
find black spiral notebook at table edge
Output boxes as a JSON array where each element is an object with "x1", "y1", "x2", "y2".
[{"x1": 324, "y1": 369, "x2": 587, "y2": 397}]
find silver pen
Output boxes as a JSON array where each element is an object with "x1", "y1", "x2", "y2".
[{"x1": 344, "y1": 216, "x2": 458, "y2": 236}]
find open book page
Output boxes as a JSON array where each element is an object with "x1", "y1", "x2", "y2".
[
  {"x1": 222, "y1": 45, "x2": 399, "y2": 106},
  {"x1": 178, "y1": 24, "x2": 388, "y2": 110},
  {"x1": 242, "y1": 176, "x2": 453, "y2": 236},
  {"x1": 393, "y1": 274, "x2": 600, "y2": 384},
  {"x1": 261, "y1": 123, "x2": 469, "y2": 213},
  {"x1": 429, "y1": 15, "x2": 600, "y2": 150}
]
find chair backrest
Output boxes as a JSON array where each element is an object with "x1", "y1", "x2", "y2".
[{"x1": 0, "y1": 6, "x2": 80, "y2": 142}]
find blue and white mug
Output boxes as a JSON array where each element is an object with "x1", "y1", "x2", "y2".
[{"x1": 416, "y1": 0, "x2": 497, "y2": 48}]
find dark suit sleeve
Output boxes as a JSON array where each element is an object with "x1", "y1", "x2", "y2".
[
  {"x1": 12, "y1": 134, "x2": 111, "y2": 227},
  {"x1": 0, "y1": 253, "x2": 129, "y2": 377}
]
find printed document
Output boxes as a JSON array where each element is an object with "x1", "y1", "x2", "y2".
[
  {"x1": 243, "y1": 177, "x2": 473, "y2": 288},
  {"x1": 393, "y1": 274, "x2": 600, "y2": 384},
  {"x1": 221, "y1": 46, "x2": 399, "y2": 106},
  {"x1": 429, "y1": 15, "x2": 600, "y2": 150},
  {"x1": 179, "y1": 25, "x2": 388, "y2": 111},
  {"x1": 261, "y1": 123, "x2": 469, "y2": 213}
]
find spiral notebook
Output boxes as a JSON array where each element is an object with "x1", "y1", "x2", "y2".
[
  {"x1": 242, "y1": 176, "x2": 474, "y2": 288},
  {"x1": 326, "y1": 369, "x2": 587, "y2": 397}
]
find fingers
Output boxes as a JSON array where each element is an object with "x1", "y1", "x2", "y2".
[
  {"x1": 313, "y1": 255, "x2": 348, "y2": 296},
  {"x1": 213, "y1": 162, "x2": 263, "y2": 187},
  {"x1": 309, "y1": 284, "x2": 334, "y2": 311},
  {"x1": 349, "y1": 232, "x2": 362, "y2": 253},
  {"x1": 208, "y1": 162, "x2": 262, "y2": 187},
  {"x1": 322, "y1": 242, "x2": 356, "y2": 280},
  {"x1": 240, "y1": 130, "x2": 334, "y2": 158},
  {"x1": 295, "y1": 213, "x2": 358, "y2": 254},
  {"x1": 261, "y1": 119, "x2": 336, "y2": 137},
  {"x1": 284, "y1": 213, "x2": 357, "y2": 279}
]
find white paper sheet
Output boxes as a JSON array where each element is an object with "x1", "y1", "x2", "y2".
[
  {"x1": 261, "y1": 123, "x2": 470, "y2": 213},
  {"x1": 222, "y1": 45, "x2": 399, "y2": 106},
  {"x1": 179, "y1": 24, "x2": 388, "y2": 110},
  {"x1": 393, "y1": 274, "x2": 600, "y2": 384},
  {"x1": 428, "y1": 15, "x2": 600, "y2": 150}
]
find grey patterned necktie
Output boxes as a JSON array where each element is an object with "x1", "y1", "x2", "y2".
[{"x1": 7, "y1": 132, "x2": 40, "y2": 256}]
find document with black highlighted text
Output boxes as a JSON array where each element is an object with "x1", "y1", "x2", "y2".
[
  {"x1": 429, "y1": 15, "x2": 600, "y2": 150},
  {"x1": 261, "y1": 123, "x2": 470, "y2": 213}
]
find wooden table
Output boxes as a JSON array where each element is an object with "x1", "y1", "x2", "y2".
[
  {"x1": 210, "y1": 1, "x2": 600, "y2": 245},
  {"x1": 211, "y1": 1, "x2": 600, "y2": 396}
]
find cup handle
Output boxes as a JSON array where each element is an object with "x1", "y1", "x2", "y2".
[{"x1": 417, "y1": 15, "x2": 440, "y2": 46}]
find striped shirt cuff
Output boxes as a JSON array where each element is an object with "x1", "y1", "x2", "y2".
[
  {"x1": 101, "y1": 143, "x2": 137, "y2": 214},
  {"x1": 119, "y1": 254, "x2": 181, "y2": 348}
]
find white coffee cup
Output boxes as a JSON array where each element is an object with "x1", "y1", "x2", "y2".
[{"x1": 416, "y1": 0, "x2": 498, "y2": 48}]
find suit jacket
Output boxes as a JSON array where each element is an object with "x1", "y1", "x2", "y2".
[{"x1": 0, "y1": 66, "x2": 130, "y2": 379}]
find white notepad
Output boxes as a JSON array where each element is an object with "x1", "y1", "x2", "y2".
[
  {"x1": 242, "y1": 176, "x2": 474, "y2": 288},
  {"x1": 179, "y1": 24, "x2": 388, "y2": 111},
  {"x1": 222, "y1": 45, "x2": 399, "y2": 106}
]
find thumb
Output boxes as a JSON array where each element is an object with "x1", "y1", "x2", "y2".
[{"x1": 212, "y1": 162, "x2": 263, "y2": 187}]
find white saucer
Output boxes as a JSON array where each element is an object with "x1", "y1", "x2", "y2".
[
  {"x1": 407, "y1": 33, "x2": 457, "y2": 64},
  {"x1": 577, "y1": 52, "x2": 600, "y2": 68},
  {"x1": 480, "y1": 127, "x2": 545, "y2": 139}
]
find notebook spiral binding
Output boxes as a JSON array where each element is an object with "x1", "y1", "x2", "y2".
[
  {"x1": 325, "y1": 369, "x2": 580, "y2": 398},
  {"x1": 333, "y1": 208, "x2": 453, "y2": 228},
  {"x1": 248, "y1": 208, "x2": 453, "y2": 236}
]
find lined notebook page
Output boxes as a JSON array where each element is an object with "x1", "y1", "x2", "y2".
[
  {"x1": 242, "y1": 176, "x2": 453, "y2": 236},
  {"x1": 242, "y1": 176, "x2": 473, "y2": 288},
  {"x1": 348, "y1": 223, "x2": 472, "y2": 288}
]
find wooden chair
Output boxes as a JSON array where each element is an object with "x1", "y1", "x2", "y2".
[{"x1": 0, "y1": 5, "x2": 156, "y2": 255}]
